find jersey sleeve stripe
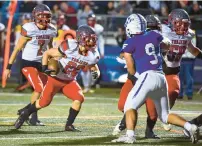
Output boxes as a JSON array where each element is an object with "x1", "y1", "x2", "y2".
[
  {"x1": 61, "y1": 41, "x2": 68, "y2": 51},
  {"x1": 21, "y1": 28, "x2": 27, "y2": 37}
]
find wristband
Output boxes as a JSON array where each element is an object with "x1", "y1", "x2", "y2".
[
  {"x1": 6, "y1": 64, "x2": 12, "y2": 70},
  {"x1": 42, "y1": 65, "x2": 48, "y2": 72},
  {"x1": 196, "y1": 52, "x2": 202, "y2": 59}
]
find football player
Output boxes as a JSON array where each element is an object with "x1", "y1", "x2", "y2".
[
  {"x1": 160, "y1": 9, "x2": 202, "y2": 131},
  {"x1": 111, "y1": 13, "x2": 199, "y2": 144},
  {"x1": 112, "y1": 15, "x2": 162, "y2": 139},
  {"x1": 14, "y1": 25, "x2": 100, "y2": 131},
  {"x1": 3, "y1": 4, "x2": 57, "y2": 126},
  {"x1": 81, "y1": 14, "x2": 104, "y2": 93}
]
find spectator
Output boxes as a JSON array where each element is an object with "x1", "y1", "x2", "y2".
[
  {"x1": 115, "y1": 0, "x2": 133, "y2": 15},
  {"x1": 148, "y1": 0, "x2": 161, "y2": 15},
  {"x1": 115, "y1": 26, "x2": 127, "y2": 48},
  {"x1": 57, "y1": 14, "x2": 70, "y2": 31},
  {"x1": 171, "y1": 1, "x2": 191, "y2": 11},
  {"x1": 18, "y1": 1, "x2": 37, "y2": 13},
  {"x1": 60, "y1": 2, "x2": 77, "y2": 29},
  {"x1": 77, "y1": 4, "x2": 93, "y2": 27},
  {"x1": 178, "y1": 30, "x2": 197, "y2": 100},
  {"x1": 106, "y1": 1, "x2": 116, "y2": 15},
  {"x1": 161, "y1": 3, "x2": 169, "y2": 16},
  {"x1": 188, "y1": 1, "x2": 202, "y2": 15}
]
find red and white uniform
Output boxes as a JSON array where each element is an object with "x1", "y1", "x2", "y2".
[
  {"x1": 57, "y1": 39, "x2": 100, "y2": 81},
  {"x1": 21, "y1": 22, "x2": 57, "y2": 62},
  {"x1": 160, "y1": 24, "x2": 195, "y2": 106},
  {"x1": 22, "y1": 39, "x2": 100, "y2": 108},
  {"x1": 162, "y1": 24, "x2": 195, "y2": 68}
]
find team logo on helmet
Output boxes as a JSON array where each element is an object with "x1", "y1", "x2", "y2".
[
  {"x1": 32, "y1": 4, "x2": 52, "y2": 28},
  {"x1": 168, "y1": 9, "x2": 190, "y2": 35},
  {"x1": 145, "y1": 15, "x2": 161, "y2": 31},
  {"x1": 124, "y1": 13, "x2": 147, "y2": 38},
  {"x1": 76, "y1": 25, "x2": 97, "y2": 51}
]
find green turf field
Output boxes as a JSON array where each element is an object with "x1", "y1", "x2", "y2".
[{"x1": 0, "y1": 87, "x2": 202, "y2": 146}]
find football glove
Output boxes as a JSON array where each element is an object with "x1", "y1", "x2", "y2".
[
  {"x1": 42, "y1": 65, "x2": 56, "y2": 75},
  {"x1": 91, "y1": 70, "x2": 99, "y2": 80}
]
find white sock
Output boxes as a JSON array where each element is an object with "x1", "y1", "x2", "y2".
[
  {"x1": 126, "y1": 130, "x2": 135, "y2": 137},
  {"x1": 184, "y1": 122, "x2": 192, "y2": 131}
]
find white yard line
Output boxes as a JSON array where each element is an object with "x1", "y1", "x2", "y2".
[
  {"x1": 0, "y1": 133, "x2": 186, "y2": 140},
  {"x1": 0, "y1": 115, "x2": 122, "y2": 119},
  {"x1": 0, "y1": 103, "x2": 115, "y2": 106},
  {"x1": 0, "y1": 93, "x2": 118, "y2": 101},
  {"x1": 0, "y1": 135, "x2": 104, "y2": 140}
]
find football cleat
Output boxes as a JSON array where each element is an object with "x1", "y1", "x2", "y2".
[
  {"x1": 28, "y1": 119, "x2": 45, "y2": 126},
  {"x1": 162, "y1": 123, "x2": 171, "y2": 131},
  {"x1": 145, "y1": 129, "x2": 160, "y2": 139},
  {"x1": 65, "y1": 125, "x2": 81, "y2": 132},
  {"x1": 112, "y1": 122, "x2": 126, "y2": 136},
  {"x1": 14, "y1": 109, "x2": 29, "y2": 129},
  {"x1": 111, "y1": 134, "x2": 136, "y2": 144},
  {"x1": 188, "y1": 124, "x2": 199, "y2": 144},
  {"x1": 183, "y1": 129, "x2": 190, "y2": 138}
]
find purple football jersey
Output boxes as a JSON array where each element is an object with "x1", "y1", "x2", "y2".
[{"x1": 122, "y1": 30, "x2": 163, "y2": 74}]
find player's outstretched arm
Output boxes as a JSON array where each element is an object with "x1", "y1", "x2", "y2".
[
  {"x1": 187, "y1": 41, "x2": 202, "y2": 59},
  {"x1": 160, "y1": 37, "x2": 171, "y2": 51},
  {"x1": 123, "y1": 52, "x2": 135, "y2": 76},
  {"x1": 3, "y1": 36, "x2": 30, "y2": 81},
  {"x1": 42, "y1": 48, "x2": 63, "y2": 67}
]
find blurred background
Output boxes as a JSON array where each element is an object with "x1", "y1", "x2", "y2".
[{"x1": 0, "y1": 0, "x2": 202, "y2": 94}]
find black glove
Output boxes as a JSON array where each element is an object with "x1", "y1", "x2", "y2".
[
  {"x1": 42, "y1": 65, "x2": 55, "y2": 75},
  {"x1": 127, "y1": 73, "x2": 137, "y2": 85},
  {"x1": 91, "y1": 70, "x2": 98, "y2": 80}
]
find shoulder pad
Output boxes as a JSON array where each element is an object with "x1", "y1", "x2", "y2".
[
  {"x1": 22, "y1": 22, "x2": 36, "y2": 32},
  {"x1": 49, "y1": 23, "x2": 57, "y2": 31},
  {"x1": 188, "y1": 29, "x2": 195, "y2": 37},
  {"x1": 94, "y1": 24, "x2": 104, "y2": 33},
  {"x1": 161, "y1": 24, "x2": 171, "y2": 33}
]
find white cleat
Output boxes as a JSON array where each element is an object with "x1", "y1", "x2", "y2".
[
  {"x1": 188, "y1": 124, "x2": 199, "y2": 144},
  {"x1": 111, "y1": 134, "x2": 136, "y2": 144},
  {"x1": 162, "y1": 123, "x2": 171, "y2": 131},
  {"x1": 112, "y1": 122, "x2": 122, "y2": 136},
  {"x1": 183, "y1": 129, "x2": 190, "y2": 138}
]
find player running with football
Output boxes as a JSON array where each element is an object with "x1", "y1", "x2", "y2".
[
  {"x1": 111, "y1": 13, "x2": 199, "y2": 144},
  {"x1": 3, "y1": 4, "x2": 57, "y2": 126},
  {"x1": 14, "y1": 25, "x2": 100, "y2": 131}
]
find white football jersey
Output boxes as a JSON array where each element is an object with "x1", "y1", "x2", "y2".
[
  {"x1": 161, "y1": 24, "x2": 194, "y2": 67},
  {"x1": 56, "y1": 39, "x2": 100, "y2": 81},
  {"x1": 21, "y1": 22, "x2": 57, "y2": 62}
]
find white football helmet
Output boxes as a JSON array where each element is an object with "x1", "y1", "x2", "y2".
[{"x1": 124, "y1": 14, "x2": 147, "y2": 38}]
